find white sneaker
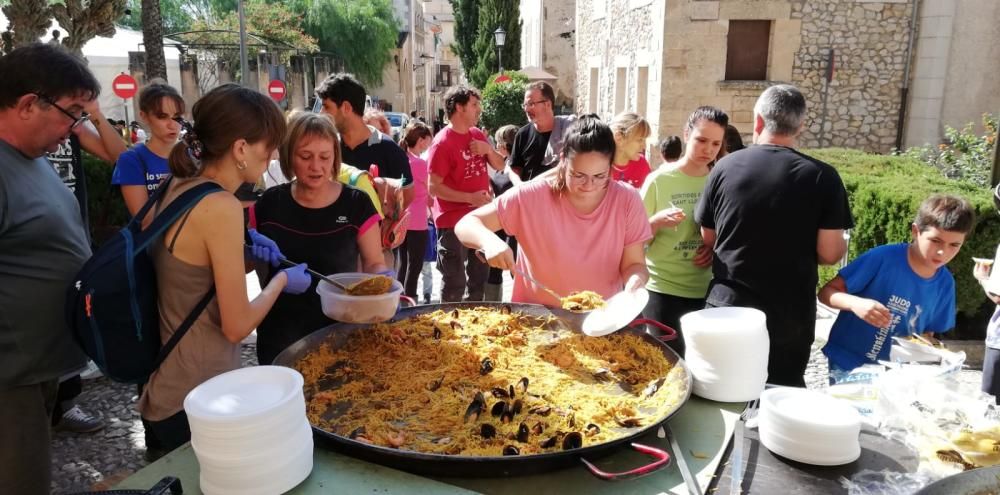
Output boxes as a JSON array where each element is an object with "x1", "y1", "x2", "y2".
[{"x1": 80, "y1": 360, "x2": 103, "y2": 380}]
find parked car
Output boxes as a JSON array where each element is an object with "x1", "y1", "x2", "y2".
[{"x1": 385, "y1": 112, "x2": 410, "y2": 141}]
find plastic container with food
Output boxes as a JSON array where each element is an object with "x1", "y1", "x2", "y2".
[{"x1": 316, "y1": 272, "x2": 403, "y2": 324}]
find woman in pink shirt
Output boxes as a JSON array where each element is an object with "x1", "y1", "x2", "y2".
[
  {"x1": 455, "y1": 115, "x2": 652, "y2": 306},
  {"x1": 609, "y1": 112, "x2": 652, "y2": 189},
  {"x1": 397, "y1": 121, "x2": 434, "y2": 298}
]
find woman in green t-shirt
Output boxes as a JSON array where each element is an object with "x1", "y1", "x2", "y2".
[{"x1": 640, "y1": 107, "x2": 729, "y2": 356}]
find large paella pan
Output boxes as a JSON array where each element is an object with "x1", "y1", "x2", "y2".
[{"x1": 273, "y1": 302, "x2": 692, "y2": 478}]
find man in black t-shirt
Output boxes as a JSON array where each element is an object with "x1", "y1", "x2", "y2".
[
  {"x1": 694, "y1": 84, "x2": 853, "y2": 387},
  {"x1": 508, "y1": 81, "x2": 574, "y2": 181},
  {"x1": 315, "y1": 73, "x2": 413, "y2": 207}
]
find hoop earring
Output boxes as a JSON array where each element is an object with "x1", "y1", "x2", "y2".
[{"x1": 236, "y1": 160, "x2": 248, "y2": 171}]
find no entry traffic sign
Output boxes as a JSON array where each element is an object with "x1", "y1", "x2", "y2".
[
  {"x1": 112, "y1": 73, "x2": 138, "y2": 99},
  {"x1": 267, "y1": 79, "x2": 287, "y2": 102}
]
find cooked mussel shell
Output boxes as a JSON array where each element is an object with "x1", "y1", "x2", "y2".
[
  {"x1": 348, "y1": 426, "x2": 367, "y2": 439},
  {"x1": 616, "y1": 417, "x2": 643, "y2": 428},
  {"x1": 433, "y1": 327, "x2": 442, "y2": 339},
  {"x1": 480, "y1": 357, "x2": 494, "y2": 375},
  {"x1": 511, "y1": 399, "x2": 523, "y2": 416},
  {"x1": 451, "y1": 309, "x2": 460, "y2": 318},
  {"x1": 464, "y1": 391, "x2": 487, "y2": 422},
  {"x1": 517, "y1": 422, "x2": 530, "y2": 442},
  {"x1": 480, "y1": 423, "x2": 497, "y2": 439},
  {"x1": 562, "y1": 431, "x2": 583, "y2": 450},
  {"x1": 502, "y1": 445, "x2": 520, "y2": 456},
  {"x1": 540, "y1": 432, "x2": 564, "y2": 449},
  {"x1": 531, "y1": 422, "x2": 545, "y2": 435},
  {"x1": 566, "y1": 412, "x2": 576, "y2": 428},
  {"x1": 427, "y1": 375, "x2": 444, "y2": 392},
  {"x1": 516, "y1": 377, "x2": 529, "y2": 394},
  {"x1": 585, "y1": 423, "x2": 600, "y2": 437},
  {"x1": 509, "y1": 384, "x2": 516, "y2": 399},
  {"x1": 491, "y1": 401, "x2": 508, "y2": 418},
  {"x1": 491, "y1": 387, "x2": 510, "y2": 398},
  {"x1": 500, "y1": 304, "x2": 512, "y2": 314},
  {"x1": 450, "y1": 320, "x2": 462, "y2": 331},
  {"x1": 501, "y1": 407, "x2": 515, "y2": 424},
  {"x1": 529, "y1": 405, "x2": 552, "y2": 416}
]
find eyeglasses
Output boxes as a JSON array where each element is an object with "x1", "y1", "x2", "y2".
[
  {"x1": 522, "y1": 99, "x2": 550, "y2": 110},
  {"x1": 568, "y1": 170, "x2": 610, "y2": 185},
  {"x1": 35, "y1": 94, "x2": 89, "y2": 130}
]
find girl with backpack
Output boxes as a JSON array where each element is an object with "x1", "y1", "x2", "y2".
[{"x1": 137, "y1": 84, "x2": 310, "y2": 460}]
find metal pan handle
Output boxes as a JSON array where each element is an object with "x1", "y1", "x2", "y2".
[
  {"x1": 628, "y1": 318, "x2": 679, "y2": 342},
  {"x1": 399, "y1": 295, "x2": 417, "y2": 308},
  {"x1": 579, "y1": 442, "x2": 671, "y2": 481}
]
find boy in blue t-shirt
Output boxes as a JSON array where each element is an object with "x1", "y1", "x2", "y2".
[{"x1": 821, "y1": 194, "x2": 975, "y2": 379}]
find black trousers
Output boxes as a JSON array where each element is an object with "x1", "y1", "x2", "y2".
[
  {"x1": 641, "y1": 290, "x2": 705, "y2": 358},
  {"x1": 398, "y1": 229, "x2": 429, "y2": 298},
  {"x1": 142, "y1": 410, "x2": 190, "y2": 461}
]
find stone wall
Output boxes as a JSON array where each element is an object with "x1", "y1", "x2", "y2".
[
  {"x1": 543, "y1": 0, "x2": 578, "y2": 109},
  {"x1": 792, "y1": 0, "x2": 913, "y2": 151}
]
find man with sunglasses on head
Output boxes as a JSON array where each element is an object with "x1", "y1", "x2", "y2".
[
  {"x1": 0, "y1": 43, "x2": 102, "y2": 494},
  {"x1": 509, "y1": 81, "x2": 575, "y2": 181}
]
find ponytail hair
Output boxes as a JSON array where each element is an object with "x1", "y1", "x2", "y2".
[
  {"x1": 168, "y1": 83, "x2": 286, "y2": 178},
  {"x1": 399, "y1": 120, "x2": 432, "y2": 151}
]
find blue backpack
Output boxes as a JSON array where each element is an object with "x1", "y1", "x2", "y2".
[{"x1": 67, "y1": 178, "x2": 222, "y2": 383}]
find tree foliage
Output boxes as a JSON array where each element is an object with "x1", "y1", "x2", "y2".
[
  {"x1": 1, "y1": 0, "x2": 126, "y2": 55},
  {"x1": 288, "y1": 0, "x2": 399, "y2": 86},
  {"x1": 452, "y1": 0, "x2": 521, "y2": 90},
  {"x1": 480, "y1": 71, "x2": 527, "y2": 134},
  {"x1": 117, "y1": 0, "x2": 200, "y2": 34},
  {"x1": 448, "y1": 0, "x2": 477, "y2": 83}
]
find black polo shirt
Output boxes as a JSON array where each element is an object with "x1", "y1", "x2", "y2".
[{"x1": 341, "y1": 126, "x2": 412, "y2": 187}]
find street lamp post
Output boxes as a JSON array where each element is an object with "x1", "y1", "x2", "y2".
[{"x1": 493, "y1": 27, "x2": 506, "y2": 73}]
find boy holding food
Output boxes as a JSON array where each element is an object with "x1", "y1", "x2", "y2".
[{"x1": 820, "y1": 194, "x2": 975, "y2": 382}]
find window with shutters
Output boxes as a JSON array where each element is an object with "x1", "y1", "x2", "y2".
[{"x1": 725, "y1": 20, "x2": 771, "y2": 81}]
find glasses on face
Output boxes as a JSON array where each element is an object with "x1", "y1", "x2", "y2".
[
  {"x1": 568, "y1": 170, "x2": 610, "y2": 185},
  {"x1": 35, "y1": 94, "x2": 90, "y2": 130},
  {"x1": 522, "y1": 99, "x2": 550, "y2": 110}
]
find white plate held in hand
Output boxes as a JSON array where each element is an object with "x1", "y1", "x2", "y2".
[{"x1": 581, "y1": 288, "x2": 649, "y2": 337}]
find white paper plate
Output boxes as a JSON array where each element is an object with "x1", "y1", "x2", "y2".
[
  {"x1": 184, "y1": 366, "x2": 304, "y2": 424},
  {"x1": 758, "y1": 388, "x2": 862, "y2": 466},
  {"x1": 581, "y1": 288, "x2": 649, "y2": 337}
]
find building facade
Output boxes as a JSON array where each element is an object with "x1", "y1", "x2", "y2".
[
  {"x1": 520, "y1": 0, "x2": 577, "y2": 110},
  {"x1": 575, "y1": 0, "x2": 1000, "y2": 163}
]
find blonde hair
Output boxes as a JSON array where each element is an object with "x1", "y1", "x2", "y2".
[
  {"x1": 363, "y1": 109, "x2": 391, "y2": 135},
  {"x1": 279, "y1": 112, "x2": 342, "y2": 181},
  {"x1": 609, "y1": 112, "x2": 651, "y2": 142}
]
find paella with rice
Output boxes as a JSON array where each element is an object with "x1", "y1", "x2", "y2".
[{"x1": 294, "y1": 305, "x2": 687, "y2": 457}]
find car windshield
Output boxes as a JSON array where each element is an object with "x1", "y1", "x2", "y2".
[{"x1": 386, "y1": 114, "x2": 405, "y2": 126}]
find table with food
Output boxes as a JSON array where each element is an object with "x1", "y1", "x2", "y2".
[{"x1": 113, "y1": 275, "x2": 1000, "y2": 495}]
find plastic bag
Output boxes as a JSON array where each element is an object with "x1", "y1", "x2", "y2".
[{"x1": 840, "y1": 469, "x2": 935, "y2": 495}]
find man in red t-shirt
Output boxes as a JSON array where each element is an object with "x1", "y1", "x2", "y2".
[{"x1": 428, "y1": 85, "x2": 506, "y2": 302}]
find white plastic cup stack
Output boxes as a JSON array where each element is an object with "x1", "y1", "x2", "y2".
[
  {"x1": 184, "y1": 366, "x2": 313, "y2": 495},
  {"x1": 680, "y1": 307, "x2": 770, "y2": 402}
]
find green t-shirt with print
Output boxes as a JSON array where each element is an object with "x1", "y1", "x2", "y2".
[{"x1": 641, "y1": 166, "x2": 712, "y2": 298}]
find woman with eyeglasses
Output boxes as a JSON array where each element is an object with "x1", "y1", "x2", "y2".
[
  {"x1": 455, "y1": 115, "x2": 652, "y2": 306},
  {"x1": 111, "y1": 81, "x2": 184, "y2": 220},
  {"x1": 248, "y1": 111, "x2": 390, "y2": 366}
]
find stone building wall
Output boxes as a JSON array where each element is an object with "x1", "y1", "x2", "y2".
[
  {"x1": 792, "y1": 0, "x2": 913, "y2": 151},
  {"x1": 542, "y1": 0, "x2": 578, "y2": 110},
  {"x1": 576, "y1": 0, "x2": 665, "y2": 154}
]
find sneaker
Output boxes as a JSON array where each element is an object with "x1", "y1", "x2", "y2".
[
  {"x1": 54, "y1": 405, "x2": 106, "y2": 433},
  {"x1": 80, "y1": 360, "x2": 103, "y2": 380},
  {"x1": 423, "y1": 294, "x2": 432, "y2": 305}
]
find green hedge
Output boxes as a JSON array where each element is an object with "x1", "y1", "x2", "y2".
[
  {"x1": 479, "y1": 71, "x2": 528, "y2": 136},
  {"x1": 82, "y1": 152, "x2": 130, "y2": 246},
  {"x1": 810, "y1": 148, "x2": 997, "y2": 318}
]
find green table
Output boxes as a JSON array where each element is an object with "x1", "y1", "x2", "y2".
[{"x1": 118, "y1": 397, "x2": 742, "y2": 494}]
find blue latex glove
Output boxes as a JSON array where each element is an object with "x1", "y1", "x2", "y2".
[
  {"x1": 281, "y1": 263, "x2": 311, "y2": 294},
  {"x1": 247, "y1": 228, "x2": 283, "y2": 267},
  {"x1": 376, "y1": 268, "x2": 397, "y2": 280}
]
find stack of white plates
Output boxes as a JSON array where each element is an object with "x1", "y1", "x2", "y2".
[
  {"x1": 681, "y1": 307, "x2": 770, "y2": 402},
  {"x1": 758, "y1": 387, "x2": 862, "y2": 466},
  {"x1": 184, "y1": 366, "x2": 313, "y2": 495}
]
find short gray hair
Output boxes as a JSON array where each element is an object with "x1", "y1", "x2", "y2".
[{"x1": 753, "y1": 84, "x2": 807, "y2": 136}]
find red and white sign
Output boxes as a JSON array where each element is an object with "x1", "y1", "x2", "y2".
[
  {"x1": 267, "y1": 79, "x2": 287, "y2": 102},
  {"x1": 112, "y1": 73, "x2": 138, "y2": 99}
]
